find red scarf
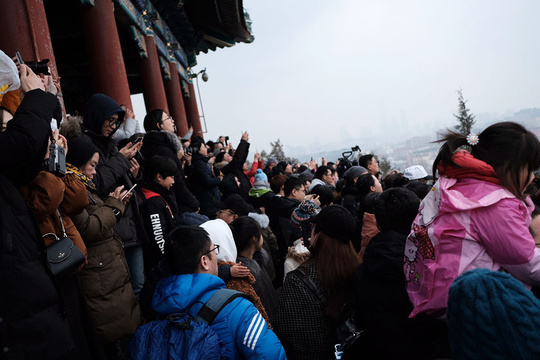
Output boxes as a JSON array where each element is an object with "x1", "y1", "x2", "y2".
[{"x1": 437, "y1": 150, "x2": 499, "y2": 184}]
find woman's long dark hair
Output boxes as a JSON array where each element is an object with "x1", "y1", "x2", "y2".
[
  {"x1": 433, "y1": 122, "x2": 540, "y2": 199},
  {"x1": 308, "y1": 230, "x2": 360, "y2": 323}
]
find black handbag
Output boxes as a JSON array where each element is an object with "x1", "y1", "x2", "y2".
[{"x1": 44, "y1": 210, "x2": 86, "y2": 278}]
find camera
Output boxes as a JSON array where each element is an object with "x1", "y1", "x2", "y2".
[
  {"x1": 15, "y1": 51, "x2": 51, "y2": 75},
  {"x1": 44, "y1": 142, "x2": 66, "y2": 177},
  {"x1": 185, "y1": 146, "x2": 199, "y2": 155},
  {"x1": 337, "y1": 145, "x2": 362, "y2": 178}
]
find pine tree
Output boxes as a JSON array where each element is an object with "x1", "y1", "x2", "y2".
[
  {"x1": 261, "y1": 139, "x2": 299, "y2": 165},
  {"x1": 454, "y1": 89, "x2": 475, "y2": 135},
  {"x1": 268, "y1": 139, "x2": 286, "y2": 162},
  {"x1": 379, "y1": 156, "x2": 392, "y2": 177}
]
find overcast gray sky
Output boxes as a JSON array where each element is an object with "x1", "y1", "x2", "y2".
[{"x1": 138, "y1": 1, "x2": 540, "y2": 158}]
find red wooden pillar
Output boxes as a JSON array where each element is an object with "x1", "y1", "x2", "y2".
[
  {"x1": 184, "y1": 82, "x2": 203, "y2": 139},
  {"x1": 82, "y1": 0, "x2": 132, "y2": 109},
  {"x1": 0, "y1": 0, "x2": 63, "y2": 109},
  {"x1": 140, "y1": 35, "x2": 168, "y2": 113},
  {"x1": 164, "y1": 62, "x2": 188, "y2": 137}
]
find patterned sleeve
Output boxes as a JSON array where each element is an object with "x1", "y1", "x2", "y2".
[{"x1": 272, "y1": 269, "x2": 331, "y2": 359}]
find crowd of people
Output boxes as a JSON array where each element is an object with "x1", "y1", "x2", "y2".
[{"x1": 4, "y1": 51, "x2": 540, "y2": 360}]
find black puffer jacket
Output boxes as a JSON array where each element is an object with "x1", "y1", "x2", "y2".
[
  {"x1": 141, "y1": 130, "x2": 199, "y2": 214},
  {"x1": 0, "y1": 90, "x2": 74, "y2": 358},
  {"x1": 78, "y1": 94, "x2": 147, "y2": 249}
]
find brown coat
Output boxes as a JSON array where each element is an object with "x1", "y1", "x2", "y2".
[
  {"x1": 22, "y1": 172, "x2": 89, "y2": 264},
  {"x1": 72, "y1": 185, "x2": 143, "y2": 344},
  {"x1": 220, "y1": 260, "x2": 273, "y2": 329}
]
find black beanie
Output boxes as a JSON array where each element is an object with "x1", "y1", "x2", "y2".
[
  {"x1": 143, "y1": 109, "x2": 164, "y2": 132},
  {"x1": 309, "y1": 204, "x2": 356, "y2": 243},
  {"x1": 66, "y1": 135, "x2": 100, "y2": 167}
]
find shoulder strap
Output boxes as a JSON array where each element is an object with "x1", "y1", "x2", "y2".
[
  {"x1": 195, "y1": 289, "x2": 250, "y2": 325},
  {"x1": 293, "y1": 267, "x2": 326, "y2": 303}
]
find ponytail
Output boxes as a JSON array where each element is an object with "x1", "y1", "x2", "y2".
[
  {"x1": 432, "y1": 122, "x2": 540, "y2": 199},
  {"x1": 432, "y1": 130, "x2": 469, "y2": 179}
]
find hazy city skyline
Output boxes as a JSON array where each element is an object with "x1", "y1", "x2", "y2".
[{"x1": 133, "y1": 1, "x2": 540, "y2": 159}]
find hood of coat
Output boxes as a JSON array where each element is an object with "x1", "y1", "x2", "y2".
[
  {"x1": 142, "y1": 130, "x2": 183, "y2": 154},
  {"x1": 248, "y1": 212, "x2": 270, "y2": 229},
  {"x1": 153, "y1": 273, "x2": 224, "y2": 314},
  {"x1": 200, "y1": 219, "x2": 237, "y2": 262},
  {"x1": 83, "y1": 94, "x2": 125, "y2": 136}
]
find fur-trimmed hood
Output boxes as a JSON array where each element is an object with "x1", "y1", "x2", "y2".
[
  {"x1": 287, "y1": 240, "x2": 311, "y2": 264},
  {"x1": 248, "y1": 212, "x2": 270, "y2": 229},
  {"x1": 59, "y1": 115, "x2": 84, "y2": 139}
]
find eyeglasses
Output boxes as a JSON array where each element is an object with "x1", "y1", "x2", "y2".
[
  {"x1": 202, "y1": 244, "x2": 220, "y2": 257},
  {"x1": 294, "y1": 187, "x2": 307, "y2": 194},
  {"x1": 162, "y1": 116, "x2": 174, "y2": 123},
  {"x1": 106, "y1": 117, "x2": 121, "y2": 128}
]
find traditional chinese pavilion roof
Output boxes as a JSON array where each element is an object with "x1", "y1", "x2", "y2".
[
  {"x1": 42, "y1": 0, "x2": 253, "y2": 113},
  {"x1": 147, "y1": 0, "x2": 254, "y2": 59}
]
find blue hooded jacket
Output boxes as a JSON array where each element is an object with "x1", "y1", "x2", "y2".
[{"x1": 152, "y1": 273, "x2": 286, "y2": 360}]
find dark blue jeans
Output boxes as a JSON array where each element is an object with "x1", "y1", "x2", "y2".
[{"x1": 124, "y1": 245, "x2": 144, "y2": 299}]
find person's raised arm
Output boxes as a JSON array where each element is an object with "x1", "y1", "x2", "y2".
[
  {"x1": 0, "y1": 65, "x2": 56, "y2": 185},
  {"x1": 223, "y1": 131, "x2": 250, "y2": 174}
]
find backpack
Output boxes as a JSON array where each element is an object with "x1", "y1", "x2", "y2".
[{"x1": 128, "y1": 289, "x2": 249, "y2": 360}]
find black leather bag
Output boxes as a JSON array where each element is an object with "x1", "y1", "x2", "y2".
[{"x1": 44, "y1": 210, "x2": 85, "y2": 278}]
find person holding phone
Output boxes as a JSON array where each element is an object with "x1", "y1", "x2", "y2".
[
  {"x1": 68, "y1": 133, "x2": 142, "y2": 356},
  {"x1": 62, "y1": 94, "x2": 147, "y2": 300}
]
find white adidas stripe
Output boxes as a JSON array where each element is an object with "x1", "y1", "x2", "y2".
[
  {"x1": 243, "y1": 313, "x2": 261, "y2": 346},
  {"x1": 250, "y1": 319, "x2": 265, "y2": 350},
  {"x1": 246, "y1": 314, "x2": 263, "y2": 348}
]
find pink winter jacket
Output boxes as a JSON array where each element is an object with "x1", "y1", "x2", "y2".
[{"x1": 404, "y1": 176, "x2": 540, "y2": 318}]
